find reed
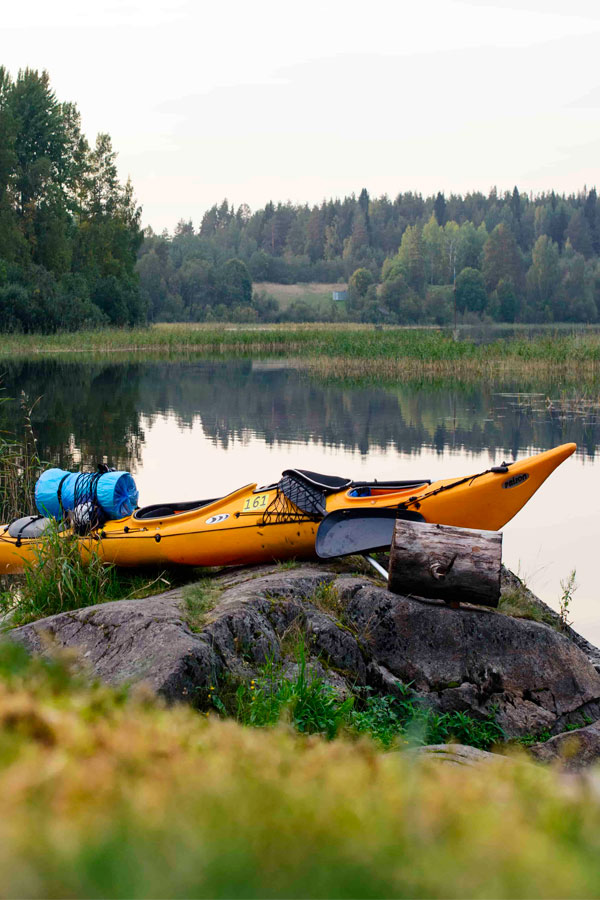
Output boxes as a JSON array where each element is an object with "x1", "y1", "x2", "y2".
[
  {"x1": 2, "y1": 324, "x2": 600, "y2": 373},
  {"x1": 0, "y1": 391, "x2": 44, "y2": 524}
]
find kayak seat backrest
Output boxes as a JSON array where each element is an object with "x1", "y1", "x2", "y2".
[
  {"x1": 134, "y1": 498, "x2": 220, "y2": 520},
  {"x1": 282, "y1": 469, "x2": 352, "y2": 493}
]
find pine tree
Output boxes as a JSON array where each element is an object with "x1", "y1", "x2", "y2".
[{"x1": 434, "y1": 192, "x2": 446, "y2": 226}]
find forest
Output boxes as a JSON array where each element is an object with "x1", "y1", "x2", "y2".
[
  {"x1": 139, "y1": 187, "x2": 600, "y2": 324},
  {"x1": 1, "y1": 68, "x2": 600, "y2": 331}
]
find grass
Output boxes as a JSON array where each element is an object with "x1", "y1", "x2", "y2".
[
  {"x1": 498, "y1": 579, "x2": 557, "y2": 627},
  {"x1": 182, "y1": 578, "x2": 224, "y2": 631},
  {"x1": 0, "y1": 520, "x2": 186, "y2": 628},
  {"x1": 2, "y1": 324, "x2": 600, "y2": 377},
  {"x1": 4, "y1": 641, "x2": 600, "y2": 898},
  {"x1": 307, "y1": 579, "x2": 344, "y2": 617},
  {"x1": 259, "y1": 282, "x2": 347, "y2": 312},
  {"x1": 219, "y1": 640, "x2": 505, "y2": 751}
]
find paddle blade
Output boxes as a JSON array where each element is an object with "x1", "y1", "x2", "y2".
[{"x1": 316, "y1": 508, "x2": 424, "y2": 559}]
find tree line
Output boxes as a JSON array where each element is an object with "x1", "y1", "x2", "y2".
[
  {"x1": 140, "y1": 187, "x2": 600, "y2": 323},
  {"x1": 2, "y1": 68, "x2": 599, "y2": 330}
]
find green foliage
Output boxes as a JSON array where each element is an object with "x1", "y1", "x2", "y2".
[
  {"x1": 231, "y1": 643, "x2": 354, "y2": 740},
  {"x1": 455, "y1": 267, "x2": 487, "y2": 313},
  {"x1": 494, "y1": 277, "x2": 519, "y2": 322},
  {"x1": 0, "y1": 517, "x2": 177, "y2": 628},
  {"x1": 483, "y1": 223, "x2": 524, "y2": 293},
  {"x1": 348, "y1": 266, "x2": 373, "y2": 300},
  {"x1": 559, "y1": 569, "x2": 578, "y2": 630},
  {"x1": 218, "y1": 258, "x2": 253, "y2": 307},
  {"x1": 6, "y1": 323, "x2": 600, "y2": 370},
  {"x1": 137, "y1": 183, "x2": 600, "y2": 325},
  {"x1": 498, "y1": 584, "x2": 555, "y2": 627},
  {"x1": 219, "y1": 641, "x2": 504, "y2": 750},
  {"x1": 349, "y1": 684, "x2": 505, "y2": 750},
  {"x1": 0, "y1": 68, "x2": 142, "y2": 333},
  {"x1": 0, "y1": 521, "x2": 115, "y2": 625},
  {"x1": 4, "y1": 646, "x2": 600, "y2": 899},
  {"x1": 0, "y1": 390, "x2": 44, "y2": 523}
]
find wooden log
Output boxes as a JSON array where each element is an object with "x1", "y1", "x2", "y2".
[{"x1": 388, "y1": 520, "x2": 502, "y2": 608}]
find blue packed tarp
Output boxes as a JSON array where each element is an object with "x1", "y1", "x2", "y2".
[{"x1": 35, "y1": 469, "x2": 138, "y2": 520}]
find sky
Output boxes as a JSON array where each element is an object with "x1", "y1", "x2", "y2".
[{"x1": 3, "y1": 0, "x2": 600, "y2": 230}]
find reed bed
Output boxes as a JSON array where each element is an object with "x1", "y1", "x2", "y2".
[
  {"x1": 300, "y1": 354, "x2": 600, "y2": 381},
  {"x1": 3, "y1": 324, "x2": 600, "y2": 373}
]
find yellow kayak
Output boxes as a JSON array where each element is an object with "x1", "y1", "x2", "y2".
[{"x1": 0, "y1": 443, "x2": 576, "y2": 574}]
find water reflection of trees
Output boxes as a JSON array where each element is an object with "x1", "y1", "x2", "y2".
[
  {"x1": 0, "y1": 360, "x2": 145, "y2": 470},
  {"x1": 1, "y1": 358, "x2": 598, "y2": 471}
]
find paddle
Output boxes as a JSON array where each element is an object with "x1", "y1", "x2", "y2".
[{"x1": 315, "y1": 507, "x2": 425, "y2": 559}]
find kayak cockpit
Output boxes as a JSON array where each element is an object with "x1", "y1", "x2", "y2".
[
  {"x1": 133, "y1": 497, "x2": 220, "y2": 520},
  {"x1": 347, "y1": 480, "x2": 430, "y2": 497}
]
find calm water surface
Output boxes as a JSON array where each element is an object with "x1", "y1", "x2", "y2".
[{"x1": 2, "y1": 357, "x2": 599, "y2": 643}]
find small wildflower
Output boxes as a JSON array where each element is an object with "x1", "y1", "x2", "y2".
[{"x1": 209, "y1": 686, "x2": 215, "y2": 692}]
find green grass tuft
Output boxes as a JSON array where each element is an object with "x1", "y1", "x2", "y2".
[
  {"x1": 498, "y1": 578, "x2": 556, "y2": 627},
  {"x1": 0, "y1": 522, "x2": 182, "y2": 628},
  {"x1": 182, "y1": 578, "x2": 224, "y2": 631}
]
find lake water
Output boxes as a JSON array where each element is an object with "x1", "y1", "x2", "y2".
[{"x1": 2, "y1": 356, "x2": 599, "y2": 643}]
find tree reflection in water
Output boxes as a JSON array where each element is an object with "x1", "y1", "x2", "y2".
[{"x1": 1, "y1": 357, "x2": 598, "y2": 472}]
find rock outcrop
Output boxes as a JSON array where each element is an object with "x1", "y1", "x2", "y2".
[
  {"x1": 9, "y1": 563, "x2": 600, "y2": 739},
  {"x1": 529, "y1": 721, "x2": 600, "y2": 770}
]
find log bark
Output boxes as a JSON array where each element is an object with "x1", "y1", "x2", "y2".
[{"x1": 388, "y1": 521, "x2": 502, "y2": 608}]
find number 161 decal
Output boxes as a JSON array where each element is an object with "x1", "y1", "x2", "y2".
[{"x1": 242, "y1": 493, "x2": 269, "y2": 512}]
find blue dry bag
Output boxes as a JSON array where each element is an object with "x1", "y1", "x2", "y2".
[{"x1": 35, "y1": 468, "x2": 138, "y2": 521}]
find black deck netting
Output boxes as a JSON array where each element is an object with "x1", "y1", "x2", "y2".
[
  {"x1": 261, "y1": 473, "x2": 327, "y2": 525},
  {"x1": 69, "y1": 472, "x2": 105, "y2": 534}
]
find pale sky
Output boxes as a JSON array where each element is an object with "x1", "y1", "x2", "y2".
[{"x1": 3, "y1": 0, "x2": 600, "y2": 230}]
